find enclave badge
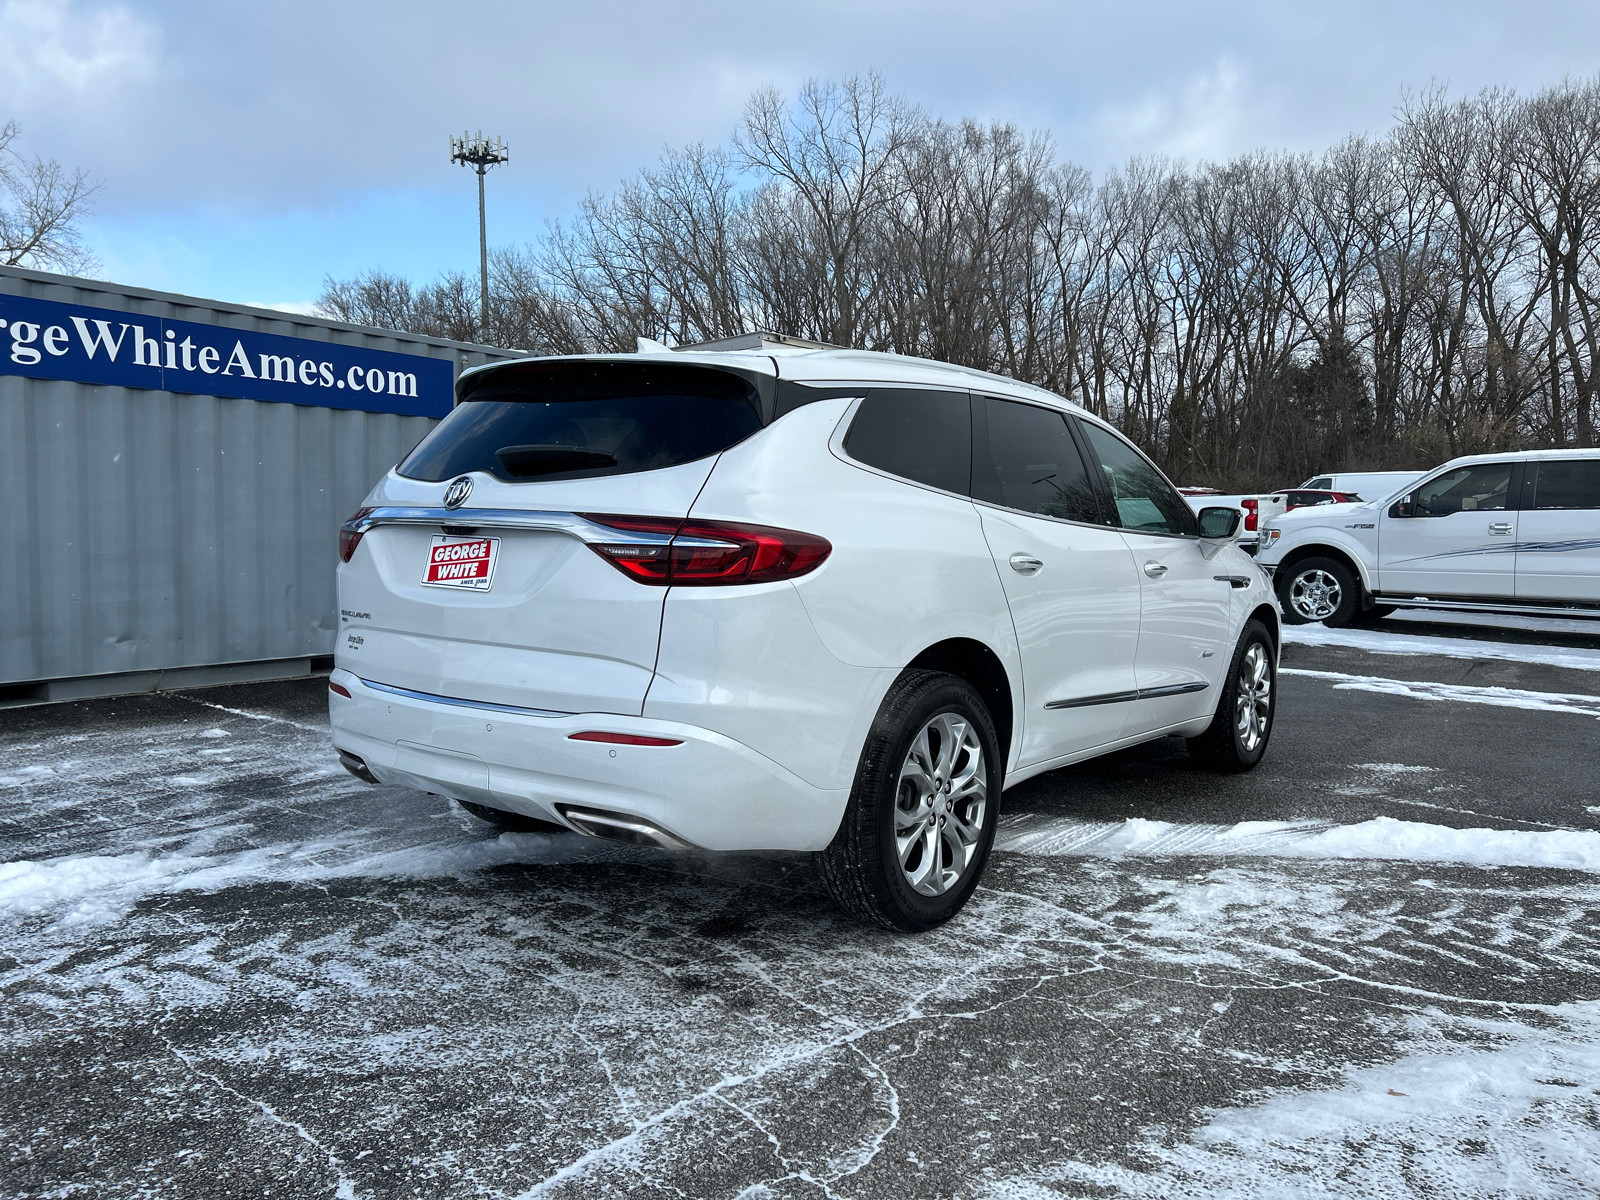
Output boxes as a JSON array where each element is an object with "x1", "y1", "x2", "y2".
[{"x1": 443, "y1": 476, "x2": 473, "y2": 509}]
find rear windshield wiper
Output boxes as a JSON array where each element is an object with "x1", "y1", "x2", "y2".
[{"x1": 495, "y1": 444, "x2": 618, "y2": 478}]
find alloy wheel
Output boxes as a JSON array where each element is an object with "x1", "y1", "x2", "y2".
[
  {"x1": 1288, "y1": 568, "x2": 1342, "y2": 621},
  {"x1": 894, "y1": 712, "x2": 987, "y2": 896},
  {"x1": 1234, "y1": 642, "x2": 1272, "y2": 753}
]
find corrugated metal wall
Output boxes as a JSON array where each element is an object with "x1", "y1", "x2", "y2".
[{"x1": 1, "y1": 266, "x2": 520, "y2": 688}]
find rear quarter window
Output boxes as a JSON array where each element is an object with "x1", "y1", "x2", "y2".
[
  {"x1": 842, "y1": 389, "x2": 971, "y2": 495},
  {"x1": 1533, "y1": 460, "x2": 1600, "y2": 509},
  {"x1": 398, "y1": 362, "x2": 763, "y2": 483}
]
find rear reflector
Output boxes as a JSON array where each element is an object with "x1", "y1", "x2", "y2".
[
  {"x1": 579, "y1": 514, "x2": 831, "y2": 586},
  {"x1": 568, "y1": 731, "x2": 684, "y2": 747},
  {"x1": 328, "y1": 681, "x2": 352, "y2": 698},
  {"x1": 339, "y1": 508, "x2": 376, "y2": 563}
]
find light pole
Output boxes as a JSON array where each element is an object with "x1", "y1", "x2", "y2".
[{"x1": 449, "y1": 131, "x2": 509, "y2": 340}]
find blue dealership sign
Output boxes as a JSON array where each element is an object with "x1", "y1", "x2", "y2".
[{"x1": 0, "y1": 292, "x2": 455, "y2": 417}]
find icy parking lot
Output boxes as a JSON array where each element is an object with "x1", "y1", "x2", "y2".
[{"x1": 3, "y1": 614, "x2": 1600, "y2": 1199}]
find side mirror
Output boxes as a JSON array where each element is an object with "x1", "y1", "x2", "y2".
[
  {"x1": 1389, "y1": 496, "x2": 1413, "y2": 518},
  {"x1": 1197, "y1": 506, "x2": 1241, "y2": 539}
]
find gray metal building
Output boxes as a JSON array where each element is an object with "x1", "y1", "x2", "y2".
[{"x1": 1, "y1": 265, "x2": 521, "y2": 704}]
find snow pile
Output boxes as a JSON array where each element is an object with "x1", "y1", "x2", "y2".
[
  {"x1": 1283, "y1": 621, "x2": 1600, "y2": 672},
  {"x1": 997, "y1": 814, "x2": 1600, "y2": 872},
  {"x1": 986, "y1": 1005, "x2": 1600, "y2": 1198},
  {"x1": 1281, "y1": 667, "x2": 1600, "y2": 717}
]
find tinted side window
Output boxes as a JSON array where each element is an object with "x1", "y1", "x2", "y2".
[
  {"x1": 1533, "y1": 460, "x2": 1600, "y2": 509},
  {"x1": 973, "y1": 398, "x2": 1100, "y2": 523},
  {"x1": 1405, "y1": 464, "x2": 1512, "y2": 516},
  {"x1": 843, "y1": 389, "x2": 971, "y2": 495},
  {"x1": 1078, "y1": 423, "x2": 1197, "y2": 536}
]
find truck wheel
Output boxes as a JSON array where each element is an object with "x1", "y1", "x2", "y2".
[
  {"x1": 1276, "y1": 556, "x2": 1362, "y2": 627},
  {"x1": 821, "y1": 670, "x2": 1002, "y2": 932},
  {"x1": 1187, "y1": 620, "x2": 1276, "y2": 772},
  {"x1": 458, "y1": 799, "x2": 564, "y2": 833}
]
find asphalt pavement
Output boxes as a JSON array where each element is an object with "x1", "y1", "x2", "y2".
[{"x1": 2, "y1": 615, "x2": 1598, "y2": 1199}]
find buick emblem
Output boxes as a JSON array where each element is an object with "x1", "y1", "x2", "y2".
[{"x1": 443, "y1": 476, "x2": 473, "y2": 509}]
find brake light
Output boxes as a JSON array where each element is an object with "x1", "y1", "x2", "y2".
[
  {"x1": 339, "y1": 507, "x2": 376, "y2": 563},
  {"x1": 568, "y1": 731, "x2": 684, "y2": 747},
  {"x1": 1242, "y1": 498, "x2": 1259, "y2": 532},
  {"x1": 579, "y1": 514, "x2": 831, "y2": 586}
]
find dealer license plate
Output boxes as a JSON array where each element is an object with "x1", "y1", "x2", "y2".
[{"x1": 422, "y1": 534, "x2": 500, "y2": 591}]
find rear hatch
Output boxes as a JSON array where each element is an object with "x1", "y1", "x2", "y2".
[{"x1": 336, "y1": 360, "x2": 768, "y2": 715}]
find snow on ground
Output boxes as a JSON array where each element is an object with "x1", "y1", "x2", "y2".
[
  {"x1": 998, "y1": 812, "x2": 1600, "y2": 871},
  {"x1": 1283, "y1": 622, "x2": 1600, "y2": 672},
  {"x1": 1279, "y1": 666, "x2": 1600, "y2": 717},
  {"x1": 3, "y1": 642, "x2": 1600, "y2": 1197},
  {"x1": 985, "y1": 1005, "x2": 1600, "y2": 1198}
]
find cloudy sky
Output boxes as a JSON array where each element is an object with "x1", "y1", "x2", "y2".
[{"x1": 4, "y1": 0, "x2": 1597, "y2": 310}]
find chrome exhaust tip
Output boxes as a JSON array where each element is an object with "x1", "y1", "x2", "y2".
[
  {"x1": 556, "y1": 805, "x2": 693, "y2": 851},
  {"x1": 337, "y1": 750, "x2": 379, "y2": 785}
]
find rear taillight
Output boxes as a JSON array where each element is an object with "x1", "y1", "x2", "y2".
[
  {"x1": 339, "y1": 507, "x2": 375, "y2": 563},
  {"x1": 1242, "y1": 498, "x2": 1259, "y2": 532},
  {"x1": 579, "y1": 514, "x2": 832, "y2": 587},
  {"x1": 568, "y1": 730, "x2": 683, "y2": 747}
]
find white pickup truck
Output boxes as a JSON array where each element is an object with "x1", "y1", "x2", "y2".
[
  {"x1": 1257, "y1": 450, "x2": 1600, "y2": 625},
  {"x1": 1180, "y1": 491, "x2": 1287, "y2": 555}
]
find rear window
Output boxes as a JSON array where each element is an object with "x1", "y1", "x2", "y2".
[
  {"x1": 398, "y1": 363, "x2": 763, "y2": 483},
  {"x1": 1533, "y1": 459, "x2": 1600, "y2": 509}
]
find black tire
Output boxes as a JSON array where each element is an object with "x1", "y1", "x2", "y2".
[
  {"x1": 1186, "y1": 620, "x2": 1277, "y2": 773},
  {"x1": 820, "y1": 671, "x2": 1003, "y2": 932},
  {"x1": 458, "y1": 799, "x2": 564, "y2": 833},
  {"x1": 1276, "y1": 555, "x2": 1362, "y2": 627}
]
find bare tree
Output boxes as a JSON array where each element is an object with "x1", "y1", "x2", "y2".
[
  {"x1": 327, "y1": 72, "x2": 1600, "y2": 484},
  {"x1": 0, "y1": 121, "x2": 101, "y2": 273}
]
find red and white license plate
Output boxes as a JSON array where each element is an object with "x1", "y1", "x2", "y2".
[{"x1": 422, "y1": 534, "x2": 500, "y2": 591}]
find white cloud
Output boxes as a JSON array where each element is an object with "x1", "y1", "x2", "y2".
[
  {"x1": 1090, "y1": 58, "x2": 1257, "y2": 163},
  {"x1": 0, "y1": 0, "x2": 158, "y2": 99}
]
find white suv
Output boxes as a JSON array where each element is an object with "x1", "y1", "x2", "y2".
[
  {"x1": 1260, "y1": 450, "x2": 1600, "y2": 626},
  {"x1": 329, "y1": 341, "x2": 1280, "y2": 929}
]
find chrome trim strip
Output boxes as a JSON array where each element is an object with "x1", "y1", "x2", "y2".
[
  {"x1": 357, "y1": 676, "x2": 570, "y2": 718},
  {"x1": 344, "y1": 506, "x2": 733, "y2": 548},
  {"x1": 1045, "y1": 681, "x2": 1209, "y2": 710},
  {"x1": 1138, "y1": 682, "x2": 1212, "y2": 700},
  {"x1": 1045, "y1": 689, "x2": 1139, "y2": 710}
]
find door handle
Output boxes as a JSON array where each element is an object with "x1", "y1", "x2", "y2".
[
  {"x1": 1143, "y1": 561, "x2": 1169, "y2": 578},
  {"x1": 1009, "y1": 554, "x2": 1044, "y2": 575},
  {"x1": 1214, "y1": 574, "x2": 1252, "y2": 588},
  {"x1": 1489, "y1": 522, "x2": 1513, "y2": 535}
]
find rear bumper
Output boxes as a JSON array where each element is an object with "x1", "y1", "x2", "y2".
[{"x1": 327, "y1": 668, "x2": 849, "y2": 852}]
